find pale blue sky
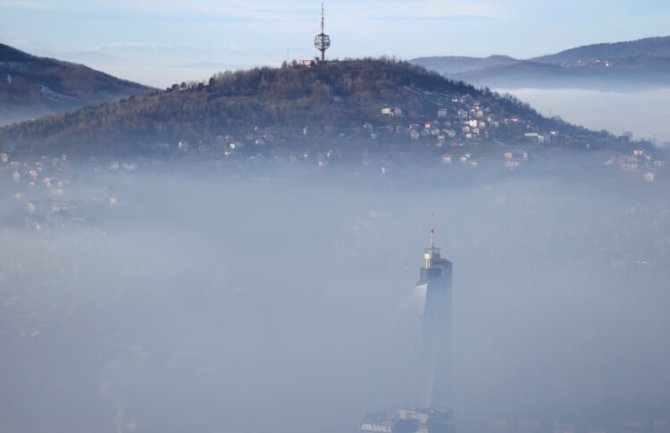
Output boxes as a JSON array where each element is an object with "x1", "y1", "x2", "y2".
[{"x1": 1, "y1": 0, "x2": 669, "y2": 86}]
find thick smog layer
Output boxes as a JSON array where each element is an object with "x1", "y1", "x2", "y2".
[{"x1": 1, "y1": 158, "x2": 669, "y2": 433}]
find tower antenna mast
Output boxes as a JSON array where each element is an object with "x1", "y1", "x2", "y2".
[{"x1": 313, "y1": 2, "x2": 331, "y2": 62}]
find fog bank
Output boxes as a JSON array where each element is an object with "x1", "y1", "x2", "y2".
[
  {"x1": 1, "y1": 164, "x2": 669, "y2": 433},
  {"x1": 499, "y1": 87, "x2": 670, "y2": 145}
]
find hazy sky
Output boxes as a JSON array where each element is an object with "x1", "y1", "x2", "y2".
[{"x1": 1, "y1": 0, "x2": 669, "y2": 86}]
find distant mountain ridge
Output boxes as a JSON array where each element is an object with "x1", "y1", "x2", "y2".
[
  {"x1": 405, "y1": 55, "x2": 518, "y2": 75},
  {"x1": 411, "y1": 36, "x2": 670, "y2": 90},
  {"x1": 0, "y1": 43, "x2": 154, "y2": 126},
  {"x1": 532, "y1": 36, "x2": 670, "y2": 64}
]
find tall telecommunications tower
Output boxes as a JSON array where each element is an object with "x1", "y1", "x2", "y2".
[
  {"x1": 415, "y1": 227, "x2": 453, "y2": 409},
  {"x1": 314, "y1": 3, "x2": 331, "y2": 62}
]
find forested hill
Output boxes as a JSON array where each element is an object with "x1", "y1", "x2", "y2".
[
  {"x1": 0, "y1": 59, "x2": 637, "y2": 160},
  {"x1": 0, "y1": 42, "x2": 153, "y2": 126}
]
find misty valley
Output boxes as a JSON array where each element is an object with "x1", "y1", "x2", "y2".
[{"x1": 1, "y1": 154, "x2": 669, "y2": 433}]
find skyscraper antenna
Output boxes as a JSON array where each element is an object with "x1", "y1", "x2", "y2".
[
  {"x1": 321, "y1": 2, "x2": 325, "y2": 34},
  {"x1": 430, "y1": 213, "x2": 435, "y2": 249}
]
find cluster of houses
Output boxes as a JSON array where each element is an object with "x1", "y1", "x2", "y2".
[
  {"x1": 0, "y1": 152, "x2": 120, "y2": 231},
  {"x1": 370, "y1": 92, "x2": 569, "y2": 170},
  {"x1": 605, "y1": 147, "x2": 664, "y2": 182},
  {"x1": 377, "y1": 95, "x2": 529, "y2": 145}
]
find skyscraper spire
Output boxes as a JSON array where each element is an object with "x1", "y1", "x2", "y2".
[{"x1": 429, "y1": 213, "x2": 436, "y2": 250}]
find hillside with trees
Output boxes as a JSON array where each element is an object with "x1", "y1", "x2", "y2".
[
  {"x1": 0, "y1": 43, "x2": 153, "y2": 126},
  {"x1": 0, "y1": 58, "x2": 641, "y2": 160}
]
